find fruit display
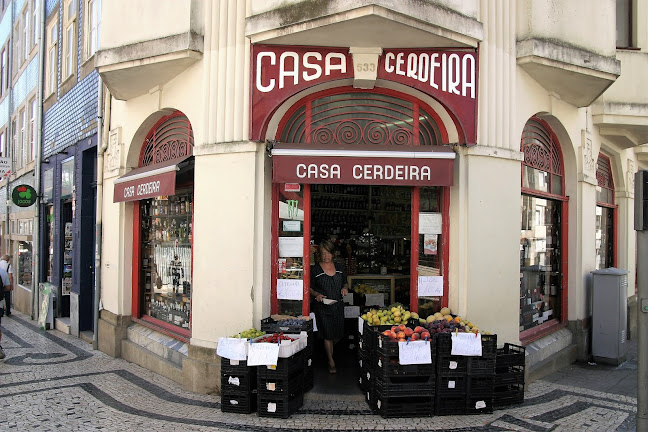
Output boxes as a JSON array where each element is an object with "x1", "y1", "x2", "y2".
[
  {"x1": 353, "y1": 283, "x2": 379, "y2": 294},
  {"x1": 361, "y1": 304, "x2": 420, "y2": 325},
  {"x1": 255, "y1": 333, "x2": 296, "y2": 343},
  {"x1": 274, "y1": 317, "x2": 309, "y2": 327},
  {"x1": 231, "y1": 328, "x2": 265, "y2": 339},
  {"x1": 422, "y1": 307, "x2": 486, "y2": 334},
  {"x1": 380, "y1": 324, "x2": 431, "y2": 342}
]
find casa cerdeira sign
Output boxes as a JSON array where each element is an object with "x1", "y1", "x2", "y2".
[{"x1": 12, "y1": 184, "x2": 37, "y2": 207}]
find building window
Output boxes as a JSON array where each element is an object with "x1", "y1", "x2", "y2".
[
  {"x1": 0, "y1": 48, "x2": 6, "y2": 95},
  {"x1": 32, "y1": 0, "x2": 38, "y2": 49},
  {"x1": 63, "y1": 0, "x2": 77, "y2": 79},
  {"x1": 46, "y1": 20, "x2": 58, "y2": 95},
  {"x1": 86, "y1": 0, "x2": 100, "y2": 58},
  {"x1": 616, "y1": 0, "x2": 633, "y2": 48},
  {"x1": 28, "y1": 98, "x2": 37, "y2": 163},
  {"x1": 14, "y1": 21, "x2": 21, "y2": 70},
  {"x1": 0, "y1": 130, "x2": 5, "y2": 157},
  {"x1": 18, "y1": 241, "x2": 32, "y2": 288},
  {"x1": 23, "y1": 8, "x2": 30, "y2": 61},
  {"x1": 17, "y1": 109, "x2": 26, "y2": 169},
  {"x1": 61, "y1": 157, "x2": 74, "y2": 198},
  {"x1": 11, "y1": 119, "x2": 18, "y2": 169},
  {"x1": 519, "y1": 117, "x2": 567, "y2": 337},
  {"x1": 596, "y1": 153, "x2": 616, "y2": 269}
]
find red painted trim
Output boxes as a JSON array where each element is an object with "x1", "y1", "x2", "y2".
[
  {"x1": 520, "y1": 320, "x2": 567, "y2": 346},
  {"x1": 613, "y1": 206, "x2": 618, "y2": 268},
  {"x1": 135, "y1": 316, "x2": 191, "y2": 343},
  {"x1": 138, "y1": 111, "x2": 193, "y2": 167},
  {"x1": 303, "y1": 184, "x2": 311, "y2": 316},
  {"x1": 520, "y1": 187, "x2": 568, "y2": 202},
  {"x1": 132, "y1": 202, "x2": 141, "y2": 318},
  {"x1": 561, "y1": 197, "x2": 569, "y2": 323},
  {"x1": 442, "y1": 186, "x2": 450, "y2": 307},
  {"x1": 410, "y1": 186, "x2": 420, "y2": 313},
  {"x1": 271, "y1": 184, "x2": 279, "y2": 314}
]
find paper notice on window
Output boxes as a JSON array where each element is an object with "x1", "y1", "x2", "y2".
[
  {"x1": 358, "y1": 316, "x2": 364, "y2": 335},
  {"x1": 344, "y1": 306, "x2": 360, "y2": 318},
  {"x1": 247, "y1": 342, "x2": 280, "y2": 366},
  {"x1": 451, "y1": 332, "x2": 482, "y2": 356},
  {"x1": 216, "y1": 337, "x2": 248, "y2": 361},
  {"x1": 278, "y1": 236, "x2": 303, "y2": 257},
  {"x1": 418, "y1": 276, "x2": 443, "y2": 297},
  {"x1": 398, "y1": 340, "x2": 433, "y2": 365},
  {"x1": 423, "y1": 234, "x2": 438, "y2": 255},
  {"x1": 276, "y1": 279, "x2": 303, "y2": 300},
  {"x1": 364, "y1": 293, "x2": 385, "y2": 307},
  {"x1": 419, "y1": 212, "x2": 442, "y2": 234}
]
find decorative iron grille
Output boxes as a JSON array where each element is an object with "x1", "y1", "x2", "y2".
[
  {"x1": 140, "y1": 112, "x2": 194, "y2": 167},
  {"x1": 521, "y1": 118, "x2": 563, "y2": 176},
  {"x1": 596, "y1": 154, "x2": 614, "y2": 191},
  {"x1": 280, "y1": 92, "x2": 442, "y2": 146}
]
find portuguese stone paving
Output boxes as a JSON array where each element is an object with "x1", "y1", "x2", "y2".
[{"x1": 0, "y1": 311, "x2": 637, "y2": 431}]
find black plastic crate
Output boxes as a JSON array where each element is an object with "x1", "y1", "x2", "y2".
[
  {"x1": 437, "y1": 333, "x2": 497, "y2": 356},
  {"x1": 437, "y1": 354, "x2": 468, "y2": 376},
  {"x1": 221, "y1": 368, "x2": 257, "y2": 393},
  {"x1": 466, "y1": 394, "x2": 494, "y2": 415},
  {"x1": 373, "y1": 374, "x2": 435, "y2": 398},
  {"x1": 436, "y1": 375, "x2": 467, "y2": 396},
  {"x1": 467, "y1": 356, "x2": 496, "y2": 376},
  {"x1": 363, "y1": 324, "x2": 393, "y2": 352},
  {"x1": 221, "y1": 390, "x2": 257, "y2": 414},
  {"x1": 495, "y1": 365, "x2": 525, "y2": 385},
  {"x1": 220, "y1": 357, "x2": 252, "y2": 376},
  {"x1": 376, "y1": 334, "x2": 436, "y2": 358},
  {"x1": 258, "y1": 371, "x2": 304, "y2": 397},
  {"x1": 257, "y1": 392, "x2": 304, "y2": 419},
  {"x1": 261, "y1": 317, "x2": 314, "y2": 334},
  {"x1": 468, "y1": 376, "x2": 495, "y2": 396},
  {"x1": 496, "y1": 343, "x2": 526, "y2": 368},
  {"x1": 435, "y1": 394, "x2": 466, "y2": 416},
  {"x1": 358, "y1": 370, "x2": 371, "y2": 393},
  {"x1": 493, "y1": 383, "x2": 524, "y2": 408},
  {"x1": 372, "y1": 392, "x2": 435, "y2": 418},
  {"x1": 375, "y1": 356, "x2": 435, "y2": 377},
  {"x1": 257, "y1": 351, "x2": 304, "y2": 379}
]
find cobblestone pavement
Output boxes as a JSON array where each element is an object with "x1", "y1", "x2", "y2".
[{"x1": 0, "y1": 312, "x2": 637, "y2": 431}]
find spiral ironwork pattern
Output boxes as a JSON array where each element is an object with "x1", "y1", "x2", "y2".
[{"x1": 140, "y1": 112, "x2": 194, "y2": 167}]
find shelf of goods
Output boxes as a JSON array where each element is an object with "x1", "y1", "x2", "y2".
[{"x1": 348, "y1": 275, "x2": 410, "y2": 306}]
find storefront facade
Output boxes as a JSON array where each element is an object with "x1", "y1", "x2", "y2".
[{"x1": 96, "y1": 0, "x2": 646, "y2": 394}]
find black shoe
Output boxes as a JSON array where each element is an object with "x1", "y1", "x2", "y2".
[{"x1": 5, "y1": 312, "x2": 10, "y2": 316}]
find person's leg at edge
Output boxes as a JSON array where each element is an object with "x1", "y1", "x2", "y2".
[
  {"x1": 4, "y1": 290, "x2": 10, "y2": 315},
  {"x1": 0, "y1": 317, "x2": 5, "y2": 359},
  {"x1": 324, "y1": 339, "x2": 335, "y2": 373}
]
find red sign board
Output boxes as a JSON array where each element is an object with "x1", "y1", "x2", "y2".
[
  {"x1": 273, "y1": 155, "x2": 454, "y2": 186},
  {"x1": 251, "y1": 45, "x2": 478, "y2": 144},
  {"x1": 113, "y1": 171, "x2": 177, "y2": 203}
]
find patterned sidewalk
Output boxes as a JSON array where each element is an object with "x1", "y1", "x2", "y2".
[{"x1": 0, "y1": 311, "x2": 637, "y2": 431}]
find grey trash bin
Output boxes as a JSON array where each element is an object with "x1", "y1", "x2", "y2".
[{"x1": 591, "y1": 267, "x2": 629, "y2": 365}]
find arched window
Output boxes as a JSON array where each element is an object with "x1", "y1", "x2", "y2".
[
  {"x1": 519, "y1": 117, "x2": 567, "y2": 338},
  {"x1": 278, "y1": 89, "x2": 448, "y2": 146},
  {"x1": 595, "y1": 153, "x2": 616, "y2": 269},
  {"x1": 139, "y1": 111, "x2": 194, "y2": 167}
]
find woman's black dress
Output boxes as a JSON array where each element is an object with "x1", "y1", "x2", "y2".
[{"x1": 310, "y1": 262, "x2": 346, "y2": 340}]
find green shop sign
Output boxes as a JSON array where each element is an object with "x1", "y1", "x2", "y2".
[{"x1": 12, "y1": 184, "x2": 37, "y2": 207}]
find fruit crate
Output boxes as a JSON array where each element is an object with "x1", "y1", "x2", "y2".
[
  {"x1": 221, "y1": 389, "x2": 257, "y2": 414},
  {"x1": 435, "y1": 394, "x2": 466, "y2": 416},
  {"x1": 220, "y1": 358, "x2": 253, "y2": 376},
  {"x1": 261, "y1": 316, "x2": 314, "y2": 334},
  {"x1": 436, "y1": 354, "x2": 468, "y2": 376},
  {"x1": 250, "y1": 333, "x2": 309, "y2": 358},
  {"x1": 376, "y1": 334, "x2": 436, "y2": 358},
  {"x1": 373, "y1": 374, "x2": 435, "y2": 398},
  {"x1": 437, "y1": 333, "x2": 497, "y2": 356},
  {"x1": 493, "y1": 383, "x2": 524, "y2": 408},
  {"x1": 467, "y1": 356, "x2": 496, "y2": 376},
  {"x1": 257, "y1": 392, "x2": 304, "y2": 419},
  {"x1": 358, "y1": 370, "x2": 371, "y2": 393},
  {"x1": 221, "y1": 367, "x2": 257, "y2": 393},
  {"x1": 256, "y1": 351, "x2": 304, "y2": 379},
  {"x1": 362, "y1": 323, "x2": 393, "y2": 352},
  {"x1": 436, "y1": 375, "x2": 467, "y2": 396},
  {"x1": 495, "y1": 365, "x2": 525, "y2": 386},
  {"x1": 466, "y1": 394, "x2": 494, "y2": 415},
  {"x1": 496, "y1": 343, "x2": 526, "y2": 368},
  {"x1": 258, "y1": 371, "x2": 304, "y2": 397},
  {"x1": 372, "y1": 392, "x2": 435, "y2": 418},
  {"x1": 374, "y1": 355, "x2": 435, "y2": 377},
  {"x1": 467, "y1": 375, "x2": 495, "y2": 396}
]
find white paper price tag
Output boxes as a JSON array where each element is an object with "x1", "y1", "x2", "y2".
[
  {"x1": 358, "y1": 317, "x2": 364, "y2": 335},
  {"x1": 266, "y1": 382, "x2": 276, "y2": 391},
  {"x1": 267, "y1": 402, "x2": 277, "y2": 413},
  {"x1": 475, "y1": 400, "x2": 487, "y2": 409},
  {"x1": 228, "y1": 376, "x2": 240, "y2": 386},
  {"x1": 451, "y1": 332, "x2": 482, "y2": 356},
  {"x1": 398, "y1": 340, "x2": 432, "y2": 365},
  {"x1": 449, "y1": 360, "x2": 458, "y2": 370},
  {"x1": 247, "y1": 342, "x2": 280, "y2": 366},
  {"x1": 217, "y1": 337, "x2": 248, "y2": 361},
  {"x1": 448, "y1": 380, "x2": 456, "y2": 389}
]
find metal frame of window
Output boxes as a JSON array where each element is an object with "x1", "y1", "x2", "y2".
[
  {"x1": 520, "y1": 117, "x2": 569, "y2": 344},
  {"x1": 271, "y1": 88, "x2": 451, "y2": 316},
  {"x1": 596, "y1": 153, "x2": 617, "y2": 268}
]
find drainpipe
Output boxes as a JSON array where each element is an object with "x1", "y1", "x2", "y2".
[
  {"x1": 93, "y1": 83, "x2": 109, "y2": 350},
  {"x1": 5, "y1": 1, "x2": 14, "y2": 259},
  {"x1": 31, "y1": 0, "x2": 46, "y2": 319}
]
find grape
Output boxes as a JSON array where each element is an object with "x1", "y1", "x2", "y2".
[{"x1": 231, "y1": 328, "x2": 265, "y2": 339}]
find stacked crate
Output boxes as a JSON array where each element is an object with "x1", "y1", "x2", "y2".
[
  {"x1": 220, "y1": 358, "x2": 257, "y2": 414},
  {"x1": 466, "y1": 334, "x2": 497, "y2": 414},
  {"x1": 364, "y1": 328, "x2": 436, "y2": 418},
  {"x1": 257, "y1": 350, "x2": 305, "y2": 418},
  {"x1": 494, "y1": 343, "x2": 526, "y2": 408},
  {"x1": 260, "y1": 317, "x2": 314, "y2": 391}
]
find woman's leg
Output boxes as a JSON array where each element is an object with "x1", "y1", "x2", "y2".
[{"x1": 324, "y1": 339, "x2": 335, "y2": 370}]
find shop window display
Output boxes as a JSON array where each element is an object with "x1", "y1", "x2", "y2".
[
  {"x1": 595, "y1": 154, "x2": 615, "y2": 270},
  {"x1": 18, "y1": 241, "x2": 32, "y2": 288},
  {"x1": 277, "y1": 185, "x2": 305, "y2": 316},
  {"x1": 417, "y1": 186, "x2": 444, "y2": 319},
  {"x1": 140, "y1": 192, "x2": 193, "y2": 330}
]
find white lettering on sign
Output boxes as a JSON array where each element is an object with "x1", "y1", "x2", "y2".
[
  {"x1": 296, "y1": 163, "x2": 341, "y2": 179},
  {"x1": 384, "y1": 51, "x2": 475, "y2": 98},
  {"x1": 124, "y1": 186, "x2": 135, "y2": 198},
  {"x1": 351, "y1": 164, "x2": 431, "y2": 181},
  {"x1": 256, "y1": 51, "x2": 347, "y2": 93},
  {"x1": 136, "y1": 181, "x2": 160, "y2": 197}
]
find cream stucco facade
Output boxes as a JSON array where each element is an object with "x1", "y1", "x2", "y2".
[{"x1": 95, "y1": 0, "x2": 648, "y2": 394}]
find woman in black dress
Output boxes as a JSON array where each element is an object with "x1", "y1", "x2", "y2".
[{"x1": 310, "y1": 240, "x2": 349, "y2": 374}]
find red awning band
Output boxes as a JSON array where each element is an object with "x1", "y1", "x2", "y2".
[{"x1": 113, "y1": 156, "x2": 191, "y2": 203}]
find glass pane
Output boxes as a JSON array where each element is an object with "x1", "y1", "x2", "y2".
[
  {"x1": 520, "y1": 195, "x2": 562, "y2": 332},
  {"x1": 18, "y1": 240, "x2": 32, "y2": 288},
  {"x1": 595, "y1": 206, "x2": 614, "y2": 269},
  {"x1": 140, "y1": 192, "x2": 193, "y2": 330},
  {"x1": 551, "y1": 174, "x2": 562, "y2": 195},
  {"x1": 278, "y1": 183, "x2": 304, "y2": 316},
  {"x1": 61, "y1": 158, "x2": 74, "y2": 198},
  {"x1": 616, "y1": 0, "x2": 631, "y2": 47},
  {"x1": 417, "y1": 186, "x2": 443, "y2": 319},
  {"x1": 522, "y1": 166, "x2": 549, "y2": 193},
  {"x1": 43, "y1": 169, "x2": 53, "y2": 201}
]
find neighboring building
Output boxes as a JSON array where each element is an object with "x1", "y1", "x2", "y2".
[
  {"x1": 0, "y1": 0, "x2": 42, "y2": 315},
  {"x1": 39, "y1": 0, "x2": 101, "y2": 337},
  {"x1": 95, "y1": 0, "x2": 647, "y2": 395}
]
